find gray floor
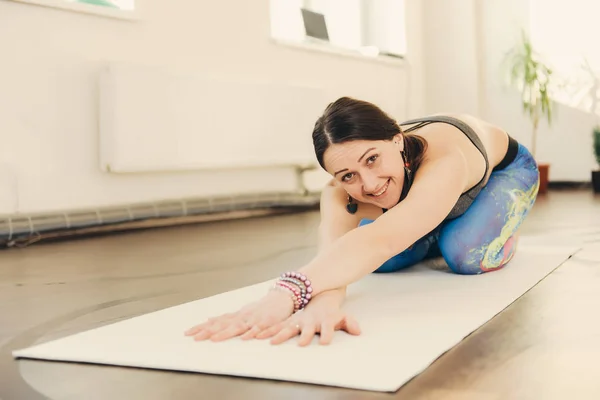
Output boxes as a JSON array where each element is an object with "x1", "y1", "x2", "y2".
[{"x1": 1, "y1": 189, "x2": 600, "y2": 399}]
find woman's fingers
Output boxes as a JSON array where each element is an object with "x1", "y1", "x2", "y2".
[
  {"x1": 185, "y1": 320, "x2": 217, "y2": 336},
  {"x1": 240, "y1": 313, "x2": 286, "y2": 340},
  {"x1": 318, "y1": 318, "x2": 336, "y2": 345},
  {"x1": 319, "y1": 313, "x2": 361, "y2": 344},
  {"x1": 255, "y1": 322, "x2": 285, "y2": 340},
  {"x1": 193, "y1": 318, "x2": 243, "y2": 341},
  {"x1": 269, "y1": 321, "x2": 317, "y2": 346},
  {"x1": 270, "y1": 323, "x2": 302, "y2": 345},
  {"x1": 210, "y1": 320, "x2": 252, "y2": 342},
  {"x1": 341, "y1": 314, "x2": 362, "y2": 336},
  {"x1": 184, "y1": 313, "x2": 237, "y2": 336},
  {"x1": 297, "y1": 324, "x2": 317, "y2": 347},
  {"x1": 186, "y1": 309, "x2": 361, "y2": 345},
  {"x1": 240, "y1": 324, "x2": 263, "y2": 340},
  {"x1": 184, "y1": 325, "x2": 204, "y2": 336},
  {"x1": 186, "y1": 320, "x2": 221, "y2": 338},
  {"x1": 187, "y1": 310, "x2": 288, "y2": 342}
]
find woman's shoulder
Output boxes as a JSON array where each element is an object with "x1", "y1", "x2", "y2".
[
  {"x1": 429, "y1": 113, "x2": 506, "y2": 136},
  {"x1": 403, "y1": 112, "x2": 495, "y2": 128},
  {"x1": 410, "y1": 113, "x2": 507, "y2": 154},
  {"x1": 415, "y1": 113, "x2": 509, "y2": 189}
]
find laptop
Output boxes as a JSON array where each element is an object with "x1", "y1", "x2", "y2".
[{"x1": 300, "y1": 8, "x2": 329, "y2": 42}]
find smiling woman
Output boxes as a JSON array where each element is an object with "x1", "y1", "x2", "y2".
[
  {"x1": 312, "y1": 97, "x2": 428, "y2": 213},
  {"x1": 185, "y1": 97, "x2": 541, "y2": 347}
]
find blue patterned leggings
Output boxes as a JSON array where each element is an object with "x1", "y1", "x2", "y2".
[{"x1": 360, "y1": 142, "x2": 540, "y2": 275}]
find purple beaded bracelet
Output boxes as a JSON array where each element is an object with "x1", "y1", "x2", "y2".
[{"x1": 273, "y1": 271, "x2": 313, "y2": 311}]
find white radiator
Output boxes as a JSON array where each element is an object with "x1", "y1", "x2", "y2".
[{"x1": 99, "y1": 62, "x2": 326, "y2": 173}]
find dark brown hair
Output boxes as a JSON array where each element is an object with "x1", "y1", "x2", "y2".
[{"x1": 312, "y1": 97, "x2": 427, "y2": 172}]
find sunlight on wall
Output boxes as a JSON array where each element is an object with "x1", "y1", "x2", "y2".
[
  {"x1": 530, "y1": 0, "x2": 600, "y2": 115},
  {"x1": 530, "y1": 0, "x2": 600, "y2": 73}
]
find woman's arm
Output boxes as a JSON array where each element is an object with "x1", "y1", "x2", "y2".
[
  {"x1": 298, "y1": 149, "x2": 469, "y2": 296},
  {"x1": 311, "y1": 179, "x2": 363, "y2": 304}
]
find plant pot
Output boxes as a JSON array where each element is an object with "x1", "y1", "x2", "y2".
[
  {"x1": 592, "y1": 170, "x2": 600, "y2": 193},
  {"x1": 538, "y1": 163, "x2": 550, "y2": 194}
]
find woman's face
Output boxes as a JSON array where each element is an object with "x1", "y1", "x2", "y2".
[{"x1": 323, "y1": 134, "x2": 406, "y2": 209}]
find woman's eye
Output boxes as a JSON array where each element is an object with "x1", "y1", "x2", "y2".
[
  {"x1": 367, "y1": 155, "x2": 378, "y2": 164},
  {"x1": 342, "y1": 173, "x2": 354, "y2": 182}
]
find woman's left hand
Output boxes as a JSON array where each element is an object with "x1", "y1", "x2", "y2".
[{"x1": 184, "y1": 289, "x2": 295, "y2": 342}]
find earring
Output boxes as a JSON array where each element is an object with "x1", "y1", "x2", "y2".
[
  {"x1": 399, "y1": 150, "x2": 413, "y2": 202},
  {"x1": 346, "y1": 195, "x2": 358, "y2": 214},
  {"x1": 400, "y1": 150, "x2": 411, "y2": 169},
  {"x1": 400, "y1": 150, "x2": 412, "y2": 186}
]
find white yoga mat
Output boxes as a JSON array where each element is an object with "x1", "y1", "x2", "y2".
[{"x1": 13, "y1": 244, "x2": 579, "y2": 392}]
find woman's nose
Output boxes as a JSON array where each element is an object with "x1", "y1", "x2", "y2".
[{"x1": 362, "y1": 173, "x2": 380, "y2": 193}]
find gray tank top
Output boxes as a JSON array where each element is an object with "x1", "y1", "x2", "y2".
[{"x1": 399, "y1": 115, "x2": 490, "y2": 220}]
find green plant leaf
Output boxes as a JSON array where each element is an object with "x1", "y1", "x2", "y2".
[
  {"x1": 504, "y1": 29, "x2": 555, "y2": 157},
  {"x1": 593, "y1": 127, "x2": 600, "y2": 166}
]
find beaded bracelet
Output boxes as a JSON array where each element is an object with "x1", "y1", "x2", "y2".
[
  {"x1": 271, "y1": 271, "x2": 313, "y2": 312},
  {"x1": 273, "y1": 281, "x2": 302, "y2": 312}
]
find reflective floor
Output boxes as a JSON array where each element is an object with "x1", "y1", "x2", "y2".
[{"x1": 1, "y1": 189, "x2": 600, "y2": 400}]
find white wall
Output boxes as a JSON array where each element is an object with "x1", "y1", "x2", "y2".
[
  {"x1": 481, "y1": 0, "x2": 598, "y2": 180},
  {"x1": 0, "y1": 0, "x2": 421, "y2": 214},
  {"x1": 420, "y1": 0, "x2": 598, "y2": 181},
  {"x1": 421, "y1": 0, "x2": 480, "y2": 116}
]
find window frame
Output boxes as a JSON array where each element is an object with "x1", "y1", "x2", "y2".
[
  {"x1": 7, "y1": 0, "x2": 141, "y2": 21},
  {"x1": 269, "y1": 0, "x2": 406, "y2": 66}
]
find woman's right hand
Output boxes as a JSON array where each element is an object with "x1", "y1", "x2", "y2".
[{"x1": 252, "y1": 290, "x2": 361, "y2": 346}]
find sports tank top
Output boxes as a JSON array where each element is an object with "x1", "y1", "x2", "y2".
[{"x1": 398, "y1": 115, "x2": 490, "y2": 220}]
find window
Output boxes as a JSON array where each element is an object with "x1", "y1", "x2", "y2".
[
  {"x1": 66, "y1": 0, "x2": 134, "y2": 10},
  {"x1": 529, "y1": 0, "x2": 600, "y2": 115},
  {"x1": 80, "y1": 0, "x2": 135, "y2": 11},
  {"x1": 269, "y1": 0, "x2": 407, "y2": 59},
  {"x1": 9, "y1": 0, "x2": 137, "y2": 19}
]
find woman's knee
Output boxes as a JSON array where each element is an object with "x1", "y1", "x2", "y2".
[
  {"x1": 445, "y1": 255, "x2": 488, "y2": 275},
  {"x1": 438, "y1": 234, "x2": 485, "y2": 274},
  {"x1": 438, "y1": 228, "x2": 517, "y2": 275}
]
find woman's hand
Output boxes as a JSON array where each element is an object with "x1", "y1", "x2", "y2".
[
  {"x1": 184, "y1": 289, "x2": 295, "y2": 342},
  {"x1": 255, "y1": 290, "x2": 361, "y2": 346}
]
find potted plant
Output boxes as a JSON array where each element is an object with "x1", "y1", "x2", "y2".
[
  {"x1": 506, "y1": 30, "x2": 554, "y2": 193},
  {"x1": 593, "y1": 126, "x2": 600, "y2": 193},
  {"x1": 576, "y1": 59, "x2": 600, "y2": 193}
]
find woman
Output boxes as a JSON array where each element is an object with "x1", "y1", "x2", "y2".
[{"x1": 185, "y1": 97, "x2": 540, "y2": 346}]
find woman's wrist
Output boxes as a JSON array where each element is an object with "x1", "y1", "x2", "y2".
[
  {"x1": 270, "y1": 271, "x2": 314, "y2": 312},
  {"x1": 266, "y1": 287, "x2": 295, "y2": 315},
  {"x1": 307, "y1": 286, "x2": 346, "y2": 309}
]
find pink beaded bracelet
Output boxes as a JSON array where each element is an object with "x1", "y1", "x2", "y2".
[
  {"x1": 274, "y1": 281, "x2": 302, "y2": 312},
  {"x1": 271, "y1": 271, "x2": 313, "y2": 312}
]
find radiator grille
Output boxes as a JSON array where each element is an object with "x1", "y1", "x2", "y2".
[{"x1": 0, "y1": 191, "x2": 321, "y2": 248}]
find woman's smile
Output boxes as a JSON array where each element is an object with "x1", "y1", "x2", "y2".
[{"x1": 367, "y1": 178, "x2": 390, "y2": 198}]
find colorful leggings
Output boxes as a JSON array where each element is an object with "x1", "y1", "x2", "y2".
[{"x1": 359, "y1": 141, "x2": 540, "y2": 275}]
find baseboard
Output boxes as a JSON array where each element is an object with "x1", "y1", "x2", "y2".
[
  {"x1": 0, "y1": 191, "x2": 322, "y2": 249},
  {"x1": 547, "y1": 181, "x2": 592, "y2": 190},
  {"x1": 3, "y1": 206, "x2": 317, "y2": 249}
]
